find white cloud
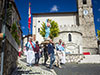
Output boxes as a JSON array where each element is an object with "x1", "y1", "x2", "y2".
[
  {"x1": 23, "y1": 35, "x2": 25, "y2": 37},
  {"x1": 97, "y1": 18, "x2": 100, "y2": 22},
  {"x1": 98, "y1": 8, "x2": 100, "y2": 11},
  {"x1": 50, "y1": 5, "x2": 58, "y2": 12}
]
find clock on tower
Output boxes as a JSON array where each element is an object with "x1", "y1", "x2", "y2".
[
  {"x1": 77, "y1": 0, "x2": 94, "y2": 25},
  {"x1": 83, "y1": 9, "x2": 88, "y2": 15}
]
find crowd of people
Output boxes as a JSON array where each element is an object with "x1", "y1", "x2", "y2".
[{"x1": 23, "y1": 38, "x2": 66, "y2": 69}]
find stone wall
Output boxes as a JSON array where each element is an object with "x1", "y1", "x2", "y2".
[
  {"x1": 53, "y1": 28, "x2": 83, "y2": 54},
  {"x1": 0, "y1": 27, "x2": 18, "y2": 75},
  {"x1": 66, "y1": 54, "x2": 85, "y2": 63},
  {"x1": 46, "y1": 54, "x2": 85, "y2": 64},
  {"x1": 0, "y1": 0, "x2": 5, "y2": 33}
]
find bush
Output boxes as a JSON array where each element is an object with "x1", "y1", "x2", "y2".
[{"x1": 11, "y1": 23, "x2": 20, "y2": 45}]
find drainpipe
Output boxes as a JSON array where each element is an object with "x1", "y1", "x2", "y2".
[{"x1": 0, "y1": 0, "x2": 8, "y2": 75}]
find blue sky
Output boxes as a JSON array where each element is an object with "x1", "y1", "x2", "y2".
[{"x1": 15, "y1": 0, "x2": 100, "y2": 36}]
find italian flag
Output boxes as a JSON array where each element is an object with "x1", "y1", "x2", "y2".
[{"x1": 28, "y1": 2, "x2": 31, "y2": 32}]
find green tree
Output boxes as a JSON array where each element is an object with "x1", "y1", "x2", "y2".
[
  {"x1": 40, "y1": 22, "x2": 46, "y2": 37},
  {"x1": 11, "y1": 23, "x2": 20, "y2": 45},
  {"x1": 40, "y1": 19, "x2": 60, "y2": 39},
  {"x1": 97, "y1": 30, "x2": 100, "y2": 40}
]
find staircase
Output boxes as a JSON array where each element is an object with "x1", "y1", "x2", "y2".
[
  {"x1": 11, "y1": 55, "x2": 57, "y2": 75},
  {"x1": 78, "y1": 55, "x2": 100, "y2": 64}
]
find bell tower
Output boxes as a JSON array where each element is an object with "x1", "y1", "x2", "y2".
[{"x1": 77, "y1": 0, "x2": 98, "y2": 54}]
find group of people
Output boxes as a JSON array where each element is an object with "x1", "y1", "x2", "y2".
[{"x1": 25, "y1": 38, "x2": 66, "y2": 69}]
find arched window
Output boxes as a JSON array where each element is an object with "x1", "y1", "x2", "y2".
[
  {"x1": 83, "y1": 0, "x2": 87, "y2": 4},
  {"x1": 68, "y1": 34, "x2": 72, "y2": 42},
  {"x1": 38, "y1": 20, "x2": 40, "y2": 23},
  {"x1": 38, "y1": 28, "x2": 40, "y2": 32}
]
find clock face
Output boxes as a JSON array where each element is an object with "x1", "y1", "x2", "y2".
[{"x1": 83, "y1": 10, "x2": 88, "y2": 15}]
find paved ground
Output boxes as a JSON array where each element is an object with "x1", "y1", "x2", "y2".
[
  {"x1": 13, "y1": 55, "x2": 100, "y2": 75},
  {"x1": 12, "y1": 55, "x2": 57, "y2": 75},
  {"x1": 54, "y1": 63, "x2": 100, "y2": 75}
]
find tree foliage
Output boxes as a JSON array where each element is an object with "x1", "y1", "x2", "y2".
[
  {"x1": 11, "y1": 23, "x2": 20, "y2": 45},
  {"x1": 40, "y1": 22, "x2": 46, "y2": 37},
  {"x1": 40, "y1": 19, "x2": 59, "y2": 39},
  {"x1": 97, "y1": 30, "x2": 100, "y2": 40}
]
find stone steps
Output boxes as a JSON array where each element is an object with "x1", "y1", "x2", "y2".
[
  {"x1": 11, "y1": 56, "x2": 57, "y2": 75},
  {"x1": 78, "y1": 55, "x2": 100, "y2": 64}
]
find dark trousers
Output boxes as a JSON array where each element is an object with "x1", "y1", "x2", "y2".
[
  {"x1": 35, "y1": 53, "x2": 39, "y2": 64},
  {"x1": 44, "y1": 52, "x2": 48, "y2": 64}
]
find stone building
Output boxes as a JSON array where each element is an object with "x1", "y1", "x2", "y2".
[
  {"x1": 8, "y1": 0, "x2": 22, "y2": 44},
  {"x1": 0, "y1": 0, "x2": 20, "y2": 74},
  {"x1": 32, "y1": 0, "x2": 98, "y2": 54},
  {"x1": 0, "y1": 0, "x2": 22, "y2": 46},
  {"x1": 0, "y1": 0, "x2": 5, "y2": 33}
]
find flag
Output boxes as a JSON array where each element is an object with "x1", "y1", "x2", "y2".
[{"x1": 28, "y1": 2, "x2": 31, "y2": 32}]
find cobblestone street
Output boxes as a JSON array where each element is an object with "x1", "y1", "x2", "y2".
[{"x1": 12, "y1": 55, "x2": 57, "y2": 75}]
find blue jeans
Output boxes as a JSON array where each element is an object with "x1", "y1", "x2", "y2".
[
  {"x1": 49, "y1": 53, "x2": 55, "y2": 68},
  {"x1": 35, "y1": 53, "x2": 40, "y2": 64}
]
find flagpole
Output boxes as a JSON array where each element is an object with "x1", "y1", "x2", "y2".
[
  {"x1": 27, "y1": 2, "x2": 31, "y2": 43},
  {"x1": 27, "y1": 28, "x2": 29, "y2": 42}
]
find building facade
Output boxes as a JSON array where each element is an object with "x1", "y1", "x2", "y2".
[
  {"x1": 0, "y1": 0, "x2": 5, "y2": 33},
  {"x1": 9, "y1": 0, "x2": 22, "y2": 46},
  {"x1": 0, "y1": 0, "x2": 22, "y2": 47},
  {"x1": 32, "y1": 0, "x2": 98, "y2": 54}
]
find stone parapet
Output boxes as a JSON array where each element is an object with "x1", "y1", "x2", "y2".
[
  {"x1": 43, "y1": 54, "x2": 85, "y2": 64},
  {"x1": 79, "y1": 55, "x2": 100, "y2": 64},
  {"x1": 66, "y1": 54, "x2": 85, "y2": 63},
  {"x1": 59, "y1": 24, "x2": 81, "y2": 34}
]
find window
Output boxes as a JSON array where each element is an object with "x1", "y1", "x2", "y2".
[
  {"x1": 38, "y1": 28, "x2": 40, "y2": 32},
  {"x1": 38, "y1": 20, "x2": 40, "y2": 23},
  {"x1": 68, "y1": 34, "x2": 72, "y2": 42},
  {"x1": 83, "y1": 0, "x2": 87, "y2": 4}
]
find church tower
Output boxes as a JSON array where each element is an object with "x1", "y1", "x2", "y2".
[{"x1": 77, "y1": 0, "x2": 98, "y2": 54}]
